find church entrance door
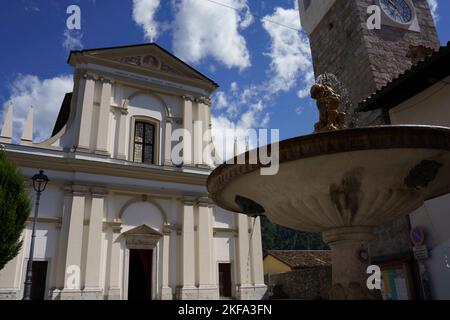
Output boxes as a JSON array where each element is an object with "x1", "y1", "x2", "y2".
[{"x1": 128, "y1": 249, "x2": 153, "y2": 300}]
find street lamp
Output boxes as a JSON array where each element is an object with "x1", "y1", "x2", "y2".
[{"x1": 23, "y1": 170, "x2": 49, "y2": 300}]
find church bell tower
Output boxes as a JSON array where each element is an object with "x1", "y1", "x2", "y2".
[{"x1": 299, "y1": 0, "x2": 440, "y2": 125}]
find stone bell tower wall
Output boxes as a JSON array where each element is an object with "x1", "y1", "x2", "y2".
[{"x1": 306, "y1": 0, "x2": 440, "y2": 126}]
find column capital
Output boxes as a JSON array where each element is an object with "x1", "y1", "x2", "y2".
[
  {"x1": 162, "y1": 224, "x2": 174, "y2": 235},
  {"x1": 99, "y1": 76, "x2": 114, "y2": 84},
  {"x1": 91, "y1": 187, "x2": 107, "y2": 198},
  {"x1": 166, "y1": 116, "x2": 183, "y2": 125},
  {"x1": 181, "y1": 95, "x2": 194, "y2": 102},
  {"x1": 166, "y1": 117, "x2": 174, "y2": 124},
  {"x1": 66, "y1": 185, "x2": 90, "y2": 196},
  {"x1": 195, "y1": 96, "x2": 212, "y2": 106},
  {"x1": 197, "y1": 196, "x2": 214, "y2": 207},
  {"x1": 120, "y1": 99, "x2": 129, "y2": 115},
  {"x1": 82, "y1": 72, "x2": 98, "y2": 82},
  {"x1": 182, "y1": 196, "x2": 197, "y2": 206},
  {"x1": 63, "y1": 185, "x2": 73, "y2": 196},
  {"x1": 103, "y1": 220, "x2": 123, "y2": 233}
]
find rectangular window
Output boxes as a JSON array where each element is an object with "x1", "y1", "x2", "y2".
[{"x1": 134, "y1": 122, "x2": 155, "y2": 164}]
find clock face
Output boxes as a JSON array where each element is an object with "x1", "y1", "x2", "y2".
[{"x1": 380, "y1": 0, "x2": 413, "y2": 24}]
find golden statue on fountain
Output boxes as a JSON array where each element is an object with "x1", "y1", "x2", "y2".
[{"x1": 311, "y1": 83, "x2": 347, "y2": 133}]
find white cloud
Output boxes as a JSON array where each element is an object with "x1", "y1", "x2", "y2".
[
  {"x1": 240, "y1": 5, "x2": 254, "y2": 29},
  {"x1": 212, "y1": 114, "x2": 255, "y2": 161},
  {"x1": 132, "y1": 0, "x2": 161, "y2": 42},
  {"x1": 63, "y1": 30, "x2": 83, "y2": 51},
  {"x1": 239, "y1": 85, "x2": 258, "y2": 104},
  {"x1": 208, "y1": 5, "x2": 316, "y2": 158},
  {"x1": 213, "y1": 91, "x2": 238, "y2": 116},
  {"x1": 295, "y1": 105, "x2": 304, "y2": 115},
  {"x1": 296, "y1": 69, "x2": 314, "y2": 98},
  {"x1": 172, "y1": 0, "x2": 252, "y2": 70},
  {"x1": 2, "y1": 75, "x2": 73, "y2": 143},
  {"x1": 211, "y1": 97, "x2": 269, "y2": 161},
  {"x1": 215, "y1": 91, "x2": 229, "y2": 110},
  {"x1": 261, "y1": 7, "x2": 314, "y2": 95},
  {"x1": 427, "y1": 0, "x2": 439, "y2": 22}
]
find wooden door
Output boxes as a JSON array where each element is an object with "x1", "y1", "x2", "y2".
[
  {"x1": 31, "y1": 261, "x2": 48, "y2": 300},
  {"x1": 218, "y1": 263, "x2": 232, "y2": 298},
  {"x1": 128, "y1": 249, "x2": 153, "y2": 300}
]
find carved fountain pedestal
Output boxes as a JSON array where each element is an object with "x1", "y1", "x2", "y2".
[{"x1": 207, "y1": 126, "x2": 450, "y2": 299}]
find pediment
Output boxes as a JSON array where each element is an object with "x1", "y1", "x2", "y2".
[
  {"x1": 123, "y1": 224, "x2": 162, "y2": 237},
  {"x1": 69, "y1": 43, "x2": 218, "y2": 88},
  {"x1": 123, "y1": 224, "x2": 162, "y2": 250}
]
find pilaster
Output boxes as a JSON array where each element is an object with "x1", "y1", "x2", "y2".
[
  {"x1": 95, "y1": 79, "x2": 113, "y2": 156},
  {"x1": 197, "y1": 197, "x2": 219, "y2": 299},
  {"x1": 177, "y1": 196, "x2": 196, "y2": 299},
  {"x1": 77, "y1": 74, "x2": 96, "y2": 152},
  {"x1": 161, "y1": 225, "x2": 173, "y2": 300},
  {"x1": 236, "y1": 214, "x2": 251, "y2": 298},
  {"x1": 84, "y1": 188, "x2": 105, "y2": 297},
  {"x1": 116, "y1": 100, "x2": 129, "y2": 160},
  {"x1": 250, "y1": 217, "x2": 266, "y2": 287},
  {"x1": 164, "y1": 118, "x2": 173, "y2": 166},
  {"x1": 60, "y1": 185, "x2": 89, "y2": 299},
  {"x1": 182, "y1": 96, "x2": 193, "y2": 166},
  {"x1": 106, "y1": 226, "x2": 122, "y2": 300}
]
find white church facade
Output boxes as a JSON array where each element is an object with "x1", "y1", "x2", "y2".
[{"x1": 0, "y1": 44, "x2": 266, "y2": 300}]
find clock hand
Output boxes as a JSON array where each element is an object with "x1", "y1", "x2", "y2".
[
  {"x1": 385, "y1": 0, "x2": 398, "y2": 14},
  {"x1": 388, "y1": 0, "x2": 400, "y2": 12},
  {"x1": 387, "y1": 0, "x2": 404, "y2": 21}
]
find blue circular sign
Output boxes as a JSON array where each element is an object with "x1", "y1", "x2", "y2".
[{"x1": 410, "y1": 227, "x2": 425, "y2": 246}]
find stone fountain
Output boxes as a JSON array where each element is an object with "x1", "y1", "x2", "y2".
[{"x1": 207, "y1": 82, "x2": 450, "y2": 300}]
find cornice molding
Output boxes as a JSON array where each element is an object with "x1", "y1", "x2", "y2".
[
  {"x1": 73, "y1": 56, "x2": 217, "y2": 95},
  {"x1": 26, "y1": 217, "x2": 62, "y2": 225},
  {"x1": 213, "y1": 227, "x2": 238, "y2": 237}
]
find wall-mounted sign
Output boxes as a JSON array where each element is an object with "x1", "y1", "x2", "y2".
[
  {"x1": 410, "y1": 226, "x2": 425, "y2": 246},
  {"x1": 413, "y1": 245, "x2": 429, "y2": 261}
]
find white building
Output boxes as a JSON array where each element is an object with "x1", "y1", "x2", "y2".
[{"x1": 0, "y1": 43, "x2": 266, "y2": 300}]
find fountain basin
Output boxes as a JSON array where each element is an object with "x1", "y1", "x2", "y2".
[
  {"x1": 207, "y1": 126, "x2": 450, "y2": 299},
  {"x1": 208, "y1": 126, "x2": 450, "y2": 231}
]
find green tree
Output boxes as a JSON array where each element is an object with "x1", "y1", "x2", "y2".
[
  {"x1": 0, "y1": 148, "x2": 31, "y2": 270},
  {"x1": 261, "y1": 217, "x2": 328, "y2": 251}
]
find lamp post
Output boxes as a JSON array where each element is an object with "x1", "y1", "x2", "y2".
[{"x1": 23, "y1": 170, "x2": 49, "y2": 300}]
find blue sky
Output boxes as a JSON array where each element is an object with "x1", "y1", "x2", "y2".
[{"x1": 0, "y1": 0, "x2": 449, "y2": 151}]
